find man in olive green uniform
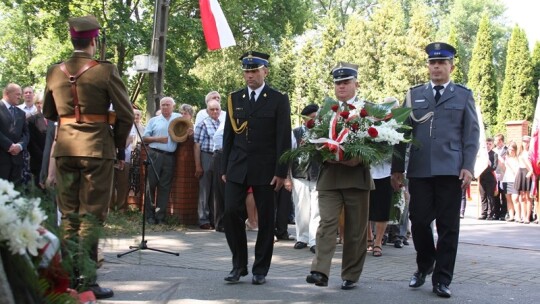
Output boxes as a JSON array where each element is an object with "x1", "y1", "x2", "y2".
[
  {"x1": 306, "y1": 62, "x2": 374, "y2": 290},
  {"x1": 43, "y1": 15, "x2": 134, "y2": 299}
]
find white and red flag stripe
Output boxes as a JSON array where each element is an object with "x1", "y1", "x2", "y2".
[{"x1": 199, "y1": 0, "x2": 236, "y2": 50}]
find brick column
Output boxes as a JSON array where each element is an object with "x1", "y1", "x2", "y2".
[
  {"x1": 505, "y1": 120, "x2": 529, "y2": 144},
  {"x1": 169, "y1": 137, "x2": 199, "y2": 225}
]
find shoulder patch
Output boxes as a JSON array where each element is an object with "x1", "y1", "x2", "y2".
[
  {"x1": 96, "y1": 59, "x2": 111, "y2": 64},
  {"x1": 409, "y1": 83, "x2": 423, "y2": 90},
  {"x1": 455, "y1": 83, "x2": 472, "y2": 91}
]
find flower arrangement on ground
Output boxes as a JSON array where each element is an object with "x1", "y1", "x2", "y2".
[
  {"x1": 282, "y1": 97, "x2": 411, "y2": 166},
  {"x1": 0, "y1": 179, "x2": 75, "y2": 303}
]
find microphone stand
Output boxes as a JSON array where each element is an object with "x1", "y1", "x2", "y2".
[{"x1": 117, "y1": 122, "x2": 179, "y2": 257}]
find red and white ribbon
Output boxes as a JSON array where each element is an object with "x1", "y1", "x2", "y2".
[{"x1": 309, "y1": 112, "x2": 349, "y2": 160}]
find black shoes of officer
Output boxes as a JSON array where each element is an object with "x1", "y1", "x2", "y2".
[
  {"x1": 341, "y1": 280, "x2": 356, "y2": 290},
  {"x1": 306, "y1": 271, "x2": 328, "y2": 287},
  {"x1": 409, "y1": 266, "x2": 434, "y2": 288},
  {"x1": 310, "y1": 245, "x2": 316, "y2": 254},
  {"x1": 433, "y1": 282, "x2": 452, "y2": 298},
  {"x1": 88, "y1": 284, "x2": 114, "y2": 299},
  {"x1": 252, "y1": 274, "x2": 266, "y2": 285},
  {"x1": 294, "y1": 241, "x2": 307, "y2": 249},
  {"x1": 224, "y1": 267, "x2": 248, "y2": 283}
]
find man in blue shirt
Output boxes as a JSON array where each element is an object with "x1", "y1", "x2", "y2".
[{"x1": 143, "y1": 97, "x2": 181, "y2": 224}]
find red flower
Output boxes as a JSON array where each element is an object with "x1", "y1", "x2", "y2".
[
  {"x1": 368, "y1": 127, "x2": 378, "y2": 138},
  {"x1": 306, "y1": 119, "x2": 315, "y2": 129},
  {"x1": 340, "y1": 111, "x2": 350, "y2": 119},
  {"x1": 351, "y1": 122, "x2": 360, "y2": 131},
  {"x1": 348, "y1": 103, "x2": 356, "y2": 110},
  {"x1": 331, "y1": 104, "x2": 339, "y2": 112},
  {"x1": 360, "y1": 108, "x2": 368, "y2": 118}
]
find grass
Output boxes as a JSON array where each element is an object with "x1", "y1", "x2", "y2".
[{"x1": 103, "y1": 207, "x2": 187, "y2": 237}]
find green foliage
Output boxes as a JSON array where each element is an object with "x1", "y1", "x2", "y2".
[
  {"x1": 468, "y1": 13, "x2": 498, "y2": 134},
  {"x1": 532, "y1": 42, "x2": 540, "y2": 99},
  {"x1": 437, "y1": 0, "x2": 508, "y2": 81},
  {"x1": 496, "y1": 26, "x2": 535, "y2": 133},
  {"x1": 448, "y1": 26, "x2": 464, "y2": 84}
]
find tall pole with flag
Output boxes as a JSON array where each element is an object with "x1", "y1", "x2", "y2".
[
  {"x1": 529, "y1": 81, "x2": 540, "y2": 198},
  {"x1": 199, "y1": 0, "x2": 236, "y2": 50}
]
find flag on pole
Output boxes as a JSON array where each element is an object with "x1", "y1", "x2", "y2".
[
  {"x1": 199, "y1": 0, "x2": 236, "y2": 50},
  {"x1": 529, "y1": 94, "x2": 540, "y2": 175},
  {"x1": 474, "y1": 102, "x2": 489, "y2": 179}
]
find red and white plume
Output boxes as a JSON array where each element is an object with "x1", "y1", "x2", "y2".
[{"x1": 199, "y1": 0, "x2": 236, "y2": 50}]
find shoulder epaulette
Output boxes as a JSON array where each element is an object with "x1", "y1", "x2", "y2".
[
  {"x1": 230, "y1": 88, "x2": 243, "y2": 95},
  {"x1": 409, "y1": 83, "x2": 423, "y2": 90},
  {"x1": 96, "y1": 59, "x2": 111, "y2": 64},
  {"x1": 455, "y1": 83, "x2": 472, "y2": 91}
]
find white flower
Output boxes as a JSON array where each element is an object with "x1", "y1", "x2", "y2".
[
  {"x1": 0, "y1": 179, "x2": 18, "y2": 198},
  {"x1": 7, "y1": 219, "x2": 45, "y2": 256},
  {"x1": 0, "y1": 178, "x2": 48, "y2": 256}
]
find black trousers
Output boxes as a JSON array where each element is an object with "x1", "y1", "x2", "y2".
[
  {"x1": 479, "y1": 173, "x2": 497, "y2": 218},
  {"x1": 224, "y1": 181, "x2": 275, "y2": 276},
  {"x1": 274, "y1": 187, "x2": 292, "y2": 237},
  {"x1": 408, "y1": 176, "x2": 462, "y2": 286},
  {"x1": 213, "y1": 151, "x2": 225, "y2": 230}
]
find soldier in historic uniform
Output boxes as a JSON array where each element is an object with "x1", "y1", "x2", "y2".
[
  {"x1": 306, "y1": 62, "x2": 374, "y2": 291},
  {"x1": 391, "y1": 42, "x2": 480, "y2": 298},
  {"x1": 43, "y1": 15, "x2": 134, "y2": 299},
  {"x1": 221, "y1": 51, "x2": 291, "y2": 285}
]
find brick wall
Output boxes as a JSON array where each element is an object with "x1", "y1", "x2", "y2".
[{"x1": 505, "y1": 120, "x2": 529, "y2": 144}]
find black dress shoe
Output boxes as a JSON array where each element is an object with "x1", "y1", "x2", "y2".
[
  {"x1": 294, "y1": 241, "x2": 307, "y2": 249},
  {"x1": 88, "y1": 284, "x2": 114, "y2": 299},
  {"x1": 433, "y1": 282, "x2": 452, "y2": 298},
  {"x1": 224, "y1": 268, "x2": 248, "y2": 283},
  {"x1": 409, "y1": 266, "x2": 434, "y2": 288},
  {"x1": 310, "y1": 245, "x2": 316, "y2": 254},
  {"x1": 478, "y1": 216, "x2": 487, "y2": 220},
  {"x1": 341, "y1": 280, "x2": 356, "y2": 290},
  {"x1": 252, "y1": 274, "x2": 266, "y2": 285},
  {"x1": 306, "y1": 271, "x2": 328, "y2": 287}
]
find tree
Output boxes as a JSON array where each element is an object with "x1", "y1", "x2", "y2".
[
  {"x1": 402, "y1": 0, "x2": 433, "y2": 87},
  {"x1": 496, "y1": 26, "x2": 535, "y2": 133},
  {"x1": 532, "y1": 42, "x2": 540, "y2": 99},
  {"x1": 271, "y1": 23, "x2": 297, "y2": 95},
  {"x1": 467, "y1": 13, "x2": 497, "y2": 134},
  {"x1": 447, "y1": 25, "x2": 464, "y2": 84},
  {"x1": 437, "y1": 0, "x2": 507, "y2": 80}
]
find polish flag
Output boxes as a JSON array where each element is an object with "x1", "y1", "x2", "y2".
[{"x1": 199, "y1": 0, "x2": 236, "y2": 50}]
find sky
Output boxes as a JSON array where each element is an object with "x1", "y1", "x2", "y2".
[{"x1": 501, "y1": 0, "x2": 540, "y2": 49}]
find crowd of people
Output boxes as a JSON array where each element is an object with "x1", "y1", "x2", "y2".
[{"x1": 4, "y1": 13, "x2": 540, "y2": 301}]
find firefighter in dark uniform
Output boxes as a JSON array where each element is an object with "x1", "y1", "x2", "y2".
[{"x1": 221, "y1": 51, "x2": 291, "y2": 285}]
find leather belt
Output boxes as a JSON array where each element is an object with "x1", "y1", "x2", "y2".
[
  {"x1": 60, "y1": 114, "x2": 109, "y2": 124},
  {"x1": 150, "y1": 148, "x2": 175, "y2": 156}
]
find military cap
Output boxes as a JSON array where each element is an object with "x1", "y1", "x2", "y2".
[
  {"x1": 425, "y1": 42, "x2": 456, "y2": 61},
  {"x1": 522, "y1": 135, "x2": 531, "y2": 142},
  {"x1": 301, "y1": 104, "x2": 319, "y2": 116},
  {"x1": 331, "y1": 62, "x2": 358, "y2": 82},
  {"x1": 68, "y1": 15, "x2": 101, "y2": 39},
  {"x1": 240, "y1": 51, "x2": 270, "y2": 71}
]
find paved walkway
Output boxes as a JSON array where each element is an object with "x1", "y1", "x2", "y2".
[{"x1": 98, "y1": 199, "x2": 540, "y2": 303}]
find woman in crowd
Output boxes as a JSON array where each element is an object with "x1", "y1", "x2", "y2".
[
  {"x1": 501, "y1": 142, "x2": 519, "y2": 222},
  {"x1": 515, "y1": 136, "x2": 533, "y2": 223}
]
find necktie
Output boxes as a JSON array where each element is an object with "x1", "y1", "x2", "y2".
[
  {"x1": 9, "y1": 106, "x2": 16, "y2": 120},
  {"x1": 434, "y1": 85, "x2": 444, "y2": 102},
  {"x1": 250, "y1": 91, "x2": 256, "y2": 103}
]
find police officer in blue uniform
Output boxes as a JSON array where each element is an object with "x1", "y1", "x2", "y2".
[{"x1": 391, "y1": 42, "x2": 480, "y2": 298}]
